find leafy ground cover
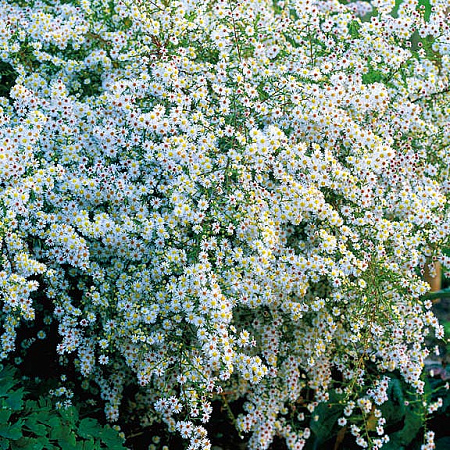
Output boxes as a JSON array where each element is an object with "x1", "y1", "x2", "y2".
[{"x1": 0, "y1": 365, "x2": 126, "y2": 449}]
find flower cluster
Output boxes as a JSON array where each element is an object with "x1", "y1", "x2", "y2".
[{"x1": 0, "y1": 0, "x2": 449, "y2": 448}]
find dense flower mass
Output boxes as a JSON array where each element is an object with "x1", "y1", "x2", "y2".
[{"x1": 0, "y1": 0, "x2": 449, "y2": 448}]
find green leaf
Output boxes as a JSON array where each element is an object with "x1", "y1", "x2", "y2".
[
  {"x1": 310, "y1": 401, "x2": 342, "y2": 445},
  {"x1": 0, "y1": 437, "x2": 8, "y2": 450},
  {"x1": 384, "y1": 445, "x2": 405, "y2": 450},
  {"x1": 11, "y1": 436, "x2": 41, "y2": 449},
  {"x1": 0, "y1": 421, "x2": 23, "y2": 440},
  {"x1": 6, "y1": 389, "x2": 24, "y2": 410},
  {"x1": 348, "y1": 20, "x2": 361, "y2": 39},
  {"x1": 418, "y1": 0, "x2": 432, "y2": 22},
  {"x1": 37, "y1": 397, "x2": 52, "y2": 410},
  {"x1": 28, "y1": 444, "x2": 45, "y2": 450},
  {"x1": 0, "y1": 409, "x2": 11, "y2": 424},
  {"x1": 59, "y1": 406, "x2": 79, "y2": 426},
  {"x1": 0, "y1": 367, "x2": 18, "y2": 397},
  {"x1": 78, "y1": 418, "x2": 100, "y2": 440},
  {"x1": 362, "y1": 69, "x2": 384, "y2": 85},
  {"x1": 383, "y1": 403, "x2": 423, "y2": 449},
  {"x1": 57, "y1": 432, "x2": 77, "y2": 450},
  {"x1": 380, "y1": 378, "x2": 406, "y2": 425},
  {"x1": 422, "y1": 287, "x2": 450, "y2": 300},
  {"x1": 29, "y1": 403, "x2": 51, "y2": 425},
  {"x1": 49, "y1": 418, "x2": 68, "y2": 441},
  {"x1": 436, "y1": 437, "x2": 450, "y2": 450},
  {"x1": 99, "y1": 426, "x2": 125, "y2": 448},
  {"x1": 23, "y1": 436, "x2": 53, "y2": 450},
  {"x1": 0, "y1": 379, "x2": 17, "y2": 396},
  {"x1": 443, "y1": 320, "x2": 450, "y2": 336},
  {"x1": 81, "y1": 439, "x2": 98, "y2": 450},
  {"x1": 24, "y1": 417, "x2": 48, "y2": 437},
  {"x1": 47, "y1": 416, "x2": 61, "y2": 430},
  {"x1": 35, "y1": 436, "x2": 53, "y2": 449}
]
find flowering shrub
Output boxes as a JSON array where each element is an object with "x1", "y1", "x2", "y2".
[{"x1": 0, "y1": 0, "x2": 449, "y2": 448}]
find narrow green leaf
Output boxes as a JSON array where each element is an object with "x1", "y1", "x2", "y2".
[{"x1": 422, "y1": 287, "x2": 450, "y2": 300}]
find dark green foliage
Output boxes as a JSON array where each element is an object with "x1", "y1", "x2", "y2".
[
  {"x1": 0, "y1": 365, "x2": 127, "y2": 450},
  {"x1": 0, "y1": 62, "x2": 18, "y2": 99},
  {"x1": 296, "y1": 371, "x2": 449, "y2": 450},
  {"x1": 309, "y1": 392, "x2": 343, "y2": 446},
  {"x1": 381, "y1": 380, "x2": 423, "y2": 449}
]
